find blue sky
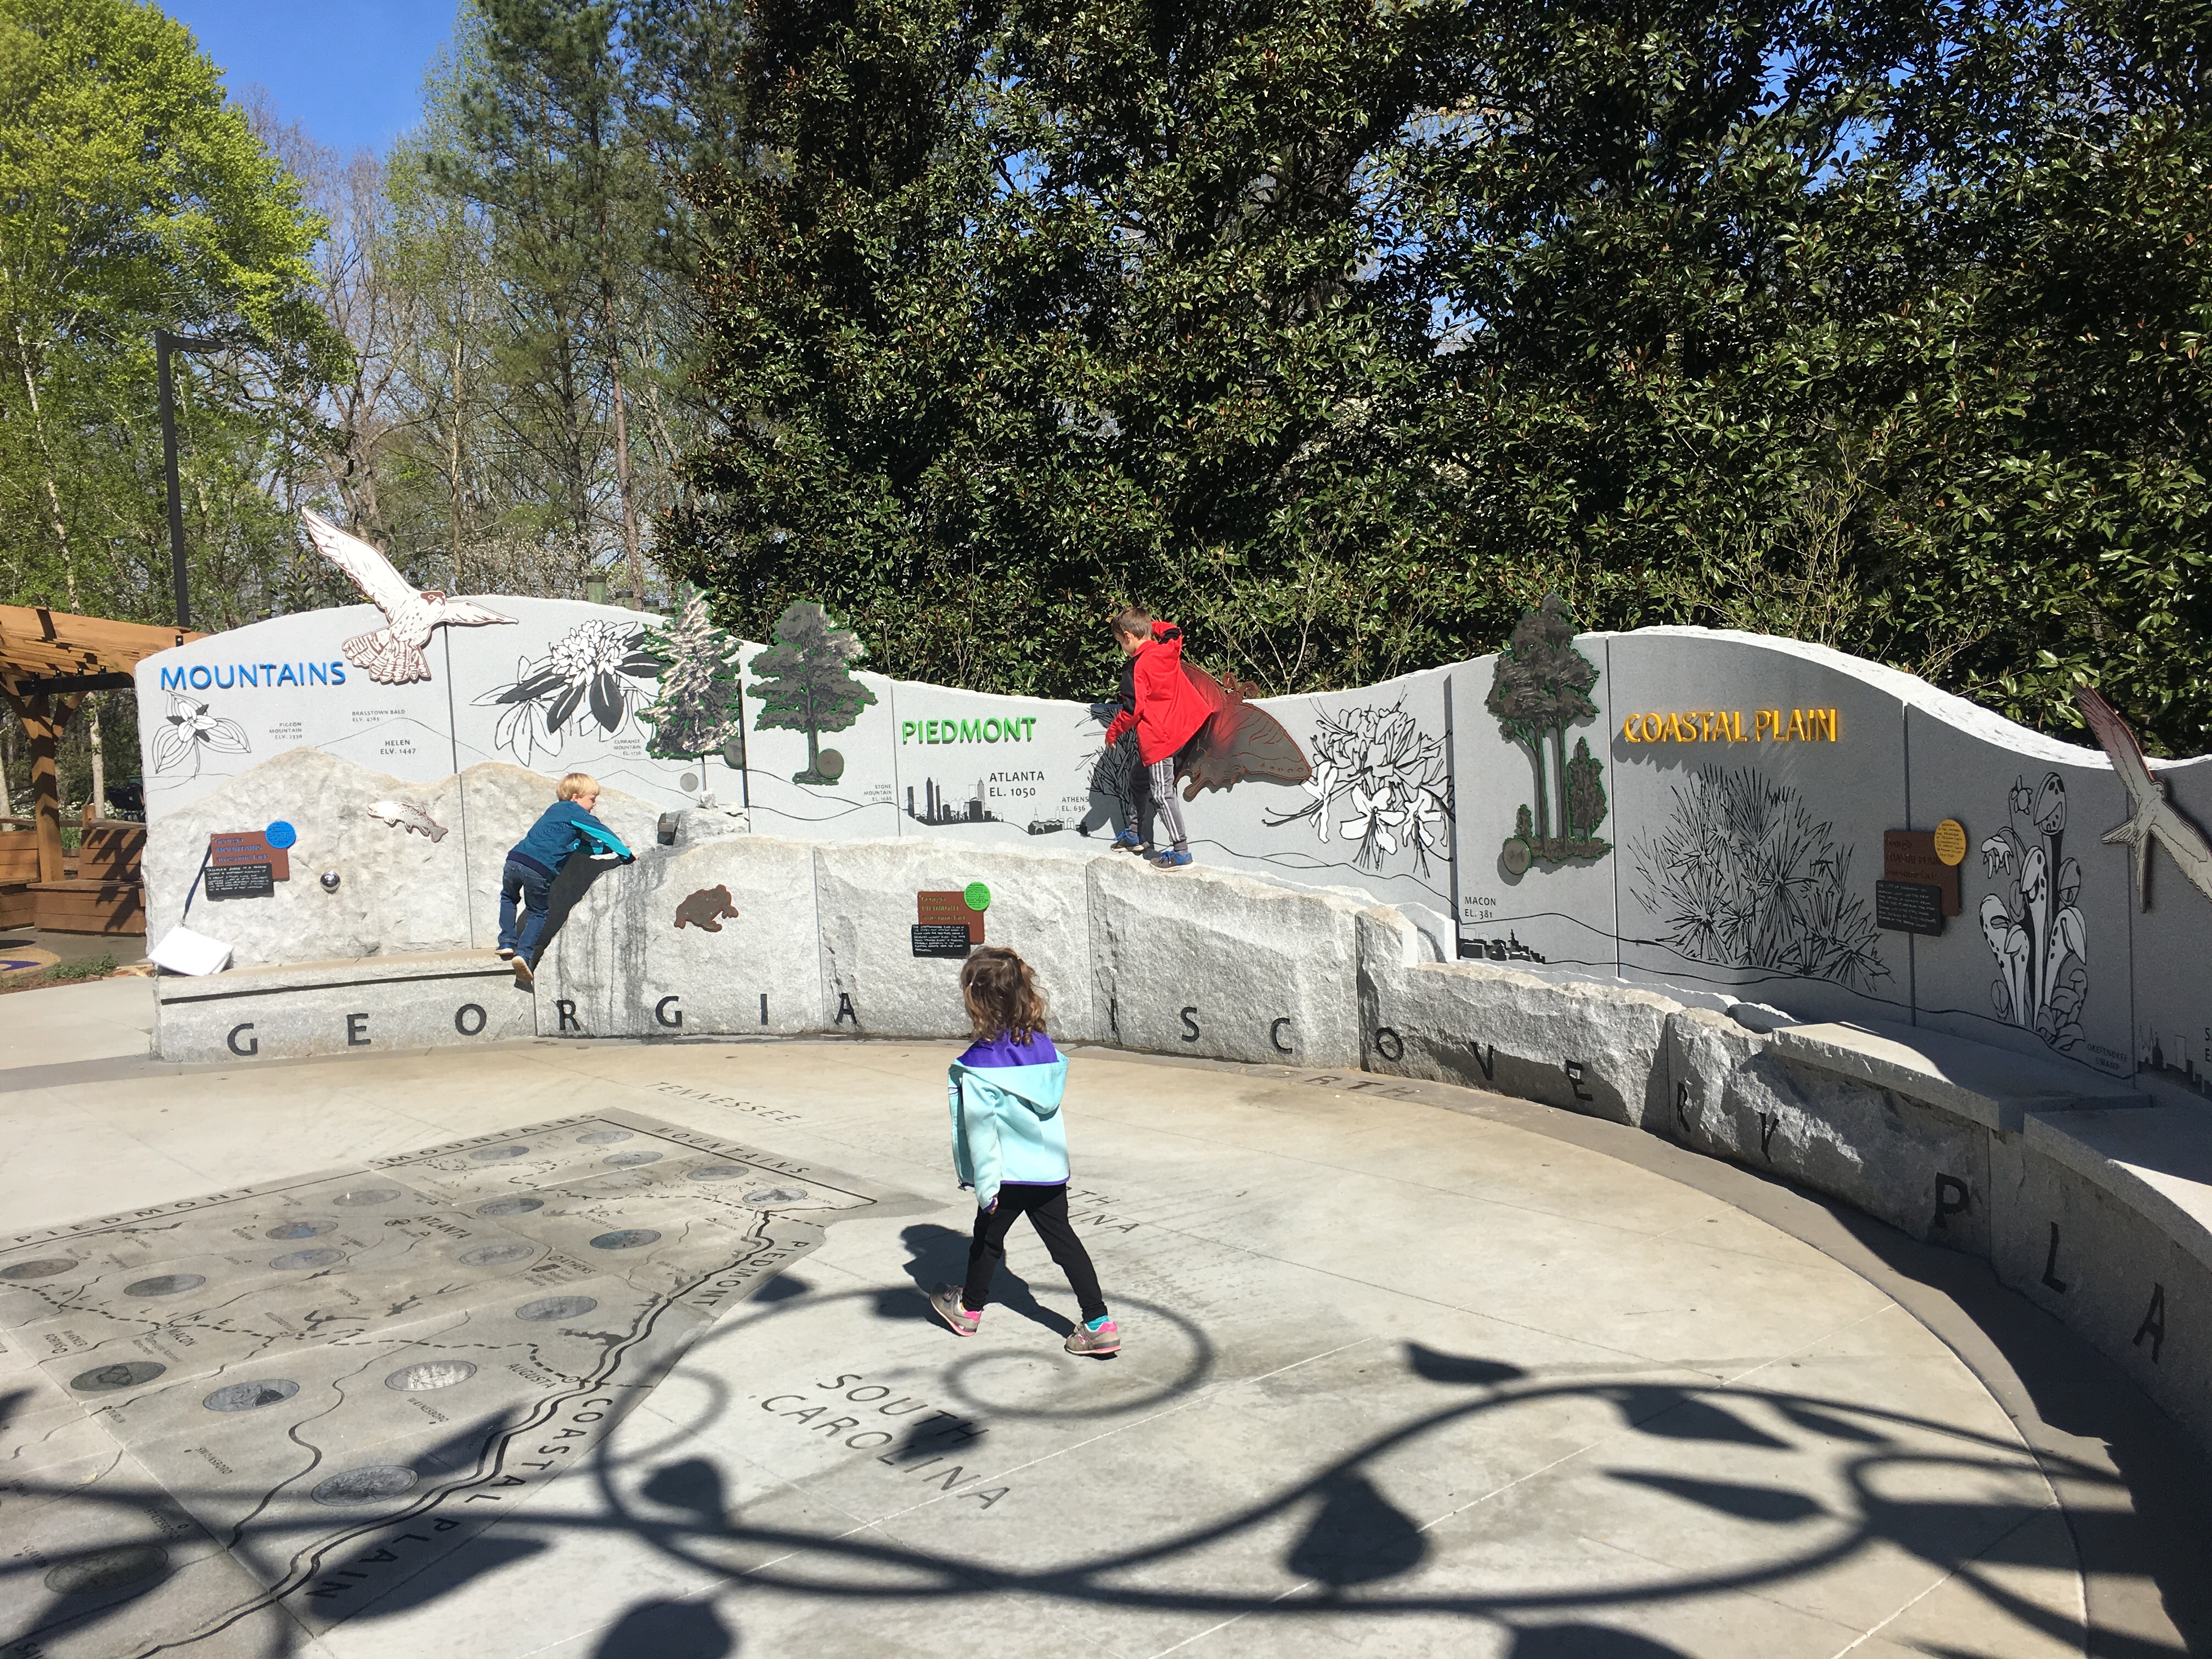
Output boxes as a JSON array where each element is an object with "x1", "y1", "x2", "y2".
[{"x1": 167, "y1": 0, "x2": 455, "y2": 155}]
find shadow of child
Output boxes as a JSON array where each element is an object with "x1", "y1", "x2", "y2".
[{"x1": 883, "y1": 1221, "x2": 1074, "y2": 1338}]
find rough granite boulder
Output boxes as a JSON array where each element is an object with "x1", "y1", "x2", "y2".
[
  {"x1": 144, "y1": 749, "x2": 659, "y2": 967},
  {"x1": 1090, "y1": 855, "x2": 1362, "y2": 1067},
  {"x1": 814, "y1": 838, "x2": 1098, "y2": 1043},
  {"x1": 1663, "y1": 1008, "x2": 1995, "y2": 1255},
  {"x1": 1357, "y1": 906, "x2": 1673, "y2": 1126},
  {"x1": 534, "y1": 834, "x2": 822, "y2": 1037}
]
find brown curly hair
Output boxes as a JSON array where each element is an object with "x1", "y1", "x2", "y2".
[
  {"x1": 960, "y1": 946, "x2": 1049, "y2": 1043},
  {"x1": 1109, "y1": 606, "x2": 1153, "y2": 642}
]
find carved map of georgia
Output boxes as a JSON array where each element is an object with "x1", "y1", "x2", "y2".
[{"x1": 0, "y1": 1110, "x2": 908, "y2": 1658}]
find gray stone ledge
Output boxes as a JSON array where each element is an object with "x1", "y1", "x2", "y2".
[
  {"x1": 154, "y1": 949, "x2": 515, "y2": 1004},
  {"x1": 1770, "y1": 1017, "x2": 2139, "y2": 1132},
  {"x1": 2024, "y1": 1106, "x2": 2212, "y2": 1279}
]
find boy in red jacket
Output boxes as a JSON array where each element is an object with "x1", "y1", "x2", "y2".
[{"x1": 1102, "y1": 610, "x2": 1215, "y2": 868}]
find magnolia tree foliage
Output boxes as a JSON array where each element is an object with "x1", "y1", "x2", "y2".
[{"x1": 661, "y1": 0, "x2": 2212, "y2": 756}]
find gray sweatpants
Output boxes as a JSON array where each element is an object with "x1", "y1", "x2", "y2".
[{"x1": 1148, "y1": 756, "x2": 1188, "y2": 850}]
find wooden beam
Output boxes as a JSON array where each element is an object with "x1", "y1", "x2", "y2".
[
  {"x1": 13, "y1": 672, "x2": 135, "y2": 696},
  {"x1": 0, "y1": 603, "x2": 204, "y2": 681}
]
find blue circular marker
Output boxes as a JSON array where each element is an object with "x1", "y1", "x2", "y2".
[{"x1": 265, "y1": 820, "x2": 297, "y2": 850}]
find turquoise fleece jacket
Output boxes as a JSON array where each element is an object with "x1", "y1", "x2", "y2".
[{"x1": 947, "y1": 1055, "x2": 1070, "y2": 1208}]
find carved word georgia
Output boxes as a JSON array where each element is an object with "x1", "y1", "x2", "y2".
[
  {"x1": 901, "y1": 715, "x2": 1039, "y2": 745},
  {"x1": 1621, "y1": 707, "x2": 1841, "y2": 744}
]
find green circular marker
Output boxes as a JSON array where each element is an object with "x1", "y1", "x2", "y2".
[{"x1": 963, "y1": 881, "x2": 991, "y2": 913}]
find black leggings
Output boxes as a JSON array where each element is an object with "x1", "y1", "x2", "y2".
[{"x1": 963, "y1": 1184, "x2": 1108, "y2": 1322}]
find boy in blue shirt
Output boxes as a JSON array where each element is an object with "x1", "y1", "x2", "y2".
[
  {"x1": 500, "y1": 771, "x2": 633, "y2": 986},
  {"x1": 933, "y1": 947, "x2": 1120, "y2": 1355}
]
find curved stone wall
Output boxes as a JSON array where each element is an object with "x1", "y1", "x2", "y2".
[{"x1": 134, "y1": 608, "x2": 2212, "y2": 1461}]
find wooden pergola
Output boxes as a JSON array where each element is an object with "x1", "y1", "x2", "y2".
[{"x1": 1, "y1": 603, "x2": 202, "y2": 885}]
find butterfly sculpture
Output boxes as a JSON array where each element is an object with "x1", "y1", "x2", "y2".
[
  {"x1": 302, "y1": 509, "x2": 515, "y2": 684},
  {"x1": 2078, "y1": 685, "x2": 2212, "y2": 911},
  {"x1": 1173, "y1": 662, "x2": 1312, "y2": 797}
]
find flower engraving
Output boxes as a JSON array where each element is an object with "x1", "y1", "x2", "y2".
[
  {"x1": 1980, "y1": 771, "x2": 2087, "y2": 1053},
  {"x1": 1265, "y1": 702, "x2": 1451, "y2": 874},
  {"x1": 475, "y1": 620, "x2": 662, "y2": 765},
  {"x1": 149, "y1": 693, "x2": 249, "y2": 776}
]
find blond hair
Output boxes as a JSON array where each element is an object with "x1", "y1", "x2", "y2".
[
  {"x1": 557, "y1": 772, "x2": 601, "y2": 801},
  {"x1": 1110, "y1": 606, "x2": 1153, "y2": 642},
  {"x1": 960, "y1": 947, "x2": 1049, "y2": 1043}
]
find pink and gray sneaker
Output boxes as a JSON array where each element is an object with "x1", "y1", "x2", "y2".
[
  {"x1": 1065, "y1": 1315, "x2": 1120, "y2": 1356},
  {"x1": 930, "y1": 1285, "x2": 980, "y2": 1337}
]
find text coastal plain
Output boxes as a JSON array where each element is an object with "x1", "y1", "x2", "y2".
[{"x1": 1621, "y1": 707, "x2": 1842, "y2": 743}]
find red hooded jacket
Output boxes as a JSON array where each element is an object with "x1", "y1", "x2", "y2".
[{"x1": 1103, "y1": 622, "x2": 1216, "y2": 765}]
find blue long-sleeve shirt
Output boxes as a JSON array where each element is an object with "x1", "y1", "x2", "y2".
[{"x1": 507, "y1": 800, "x2": 631, "y2": 877}]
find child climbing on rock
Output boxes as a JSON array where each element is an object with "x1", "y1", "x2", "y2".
[
  {"x1": 933, "y1": 947, "x2": 1120, "y2": 1356},
  {"x1": 498, "y1": 771, "x2": 634, "y2": 988},
  {"x1": 1103, "y1": 608, "x2": 1214, "y2": 869}
]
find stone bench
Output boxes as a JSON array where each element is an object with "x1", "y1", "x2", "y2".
[{"x1": 153, "y1": 949, "x2": 531, "y2": 1062}]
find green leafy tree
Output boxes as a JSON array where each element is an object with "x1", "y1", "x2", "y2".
[
  {"x1": 748, "y1": 601, "x2": 877, "y2": 784},
  {"x1": 0, "y1": 0, "x2": 335, "y2": 812},
  {"x1": 1565, "y1": 738, "x2": 1609, "y2": 844},
  {"x1": 642, "y1": 594, "x2": 744, "y2": 759},
  {"x1": 426, "y1": 0, "x2": 666, "y2": 602},
  {"x1": 0, "y1": 0, "x2": 336, "y2": 623},
  {"x1": 657, "y1": 0, "x2": 2212, "y2": 757},
  {"x1": 664, "y1": 0, "x2": 1448, "y2": 697}
]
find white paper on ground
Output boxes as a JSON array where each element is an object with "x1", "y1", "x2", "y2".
[{"x1": 148, "y1": 926, "x2": 232, "y2": 976}]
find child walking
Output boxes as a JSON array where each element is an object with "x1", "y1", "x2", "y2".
[
  {"x1": 933, "y1": 947, "x2": 1120, "y2": 1356},
  {"x1": 1102, "y1": 608, "x2": 1214, "y2": 869},
  {"x1": 498, "y1": 771, "x2": 634, "y2": 988}
]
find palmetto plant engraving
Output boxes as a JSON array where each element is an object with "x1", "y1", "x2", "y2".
[
  {"x1": 1977, "y1": 772, "x2": 2087, "y2": 1054},
  {"x1": 1629, "y1": 764, "x2": 1889, "y2": 994}
]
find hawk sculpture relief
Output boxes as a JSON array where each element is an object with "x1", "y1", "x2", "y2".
[
  {"x1": 303, "y1": 509, "x2": 516, "y2": 684},
  {"x1": 2078, "y1": 685, "x2": 2212, "y2": 911}
]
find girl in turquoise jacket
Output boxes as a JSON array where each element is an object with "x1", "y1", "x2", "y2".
[{"x1": 932, "y1": 947, "x2": 1120, "y2": 1356}]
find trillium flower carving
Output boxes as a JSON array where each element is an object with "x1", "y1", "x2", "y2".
[
  {"x1": 150, "y1": 693, "x2": 249, "y2": 776},
  {"x1": 1267, "y1": 702, "x2": 1451, "y2": 874},
  {"x1": 1978, "y1": 771, "x2": 2087, "y2": 1054},
  {"x1": 475, "y1": 620, "x2": 662, "y2": 765}
]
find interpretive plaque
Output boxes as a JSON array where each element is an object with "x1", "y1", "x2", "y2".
[
  {"x1": 1876, "y1": 879, "x2": 1945, "y2": 936},
  {"x1": 1882, "y1": 830, "x2": 1958, "y2": 916},
  {"x1": 205, "y1": 861, "x2": 276, "y2": 901},
  {"x1": 911, "y1": 923, "x2": 974, "y2": 959},
  {"x1": 211, "y1": 830, "x2": 291, "y2": 883},
  {"x1": 916, "y1": 889, "x2": 985, "y2": 943}
]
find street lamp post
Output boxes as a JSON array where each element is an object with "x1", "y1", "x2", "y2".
[{"x1": 155, "y1": 329, "x2": 224, "y2": 631}]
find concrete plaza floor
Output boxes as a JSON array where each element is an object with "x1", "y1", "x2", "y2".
[{"x1": 2, "y1": 980, "x2": 2204, "y2": 1659}]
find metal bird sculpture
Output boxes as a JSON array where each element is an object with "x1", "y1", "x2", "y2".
[
  {"x1": 302, "y1": 509, "x2": 515, "y2": 684},
  {"x1": 2077, "y1": 685, "x2": 2212, "y2": 911}
]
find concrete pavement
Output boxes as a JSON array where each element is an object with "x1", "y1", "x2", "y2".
[{"x1": 1, "y1": 980, "x2": 2200, "y2": 1658}]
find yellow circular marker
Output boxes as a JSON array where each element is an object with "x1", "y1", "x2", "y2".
[{"x1": 1934, "y1": 819, "x2": 1968, "y2": 867}]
